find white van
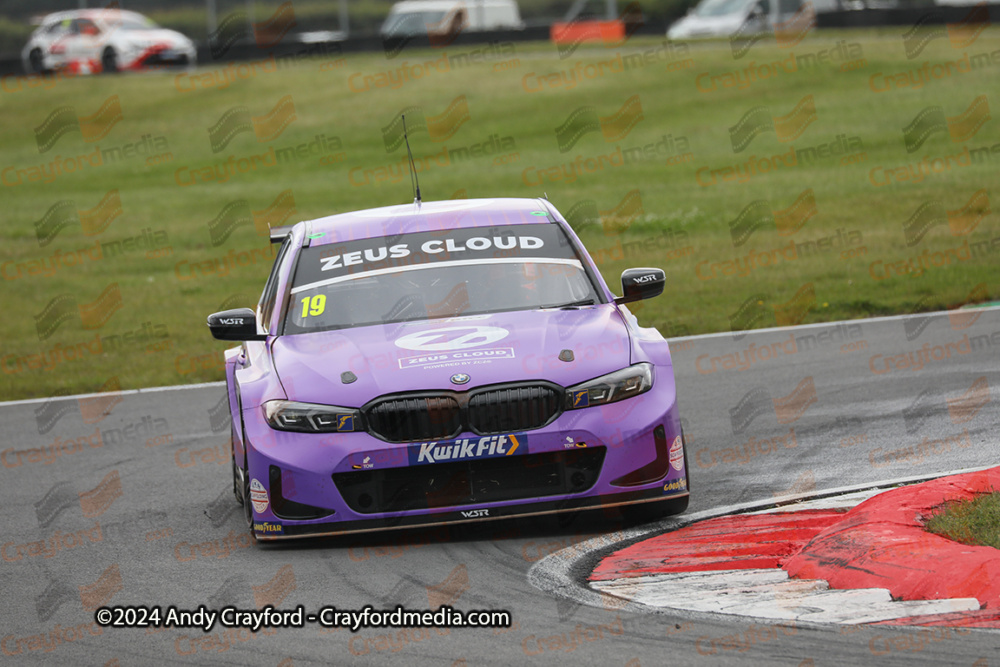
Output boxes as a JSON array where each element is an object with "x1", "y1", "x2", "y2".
[
  {"x1": 381, "y1": 0, "x2": 524, "y2": 38},
  {"x1": 667, "y1": 0, "x2": 836, "y2": 40}
]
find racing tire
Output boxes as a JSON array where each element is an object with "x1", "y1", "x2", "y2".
[
  {"x1": 28, "y1": 48, "x2": 47, "y2": 74},
  {"x1": 232, "y1": 455, "x2": 244, "y2": 506},
  {"x1": 101, "y1": 47, "x2": 118, "y2": 74},
  {"x1": 242, "y1": 462, "x2": 254, "y2": 531},
  {"x1": 230, "y1": 391, "x2": 243, "y2": 506}
]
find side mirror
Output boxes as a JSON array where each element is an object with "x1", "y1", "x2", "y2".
[
  {"x1": 614, "y1": 268, "x2": 665, "y2": 304},
  {"x1": 207, "y1": 308, "x2": 267, "y2": 341}
]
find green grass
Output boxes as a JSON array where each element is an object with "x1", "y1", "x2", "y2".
[
  {"x1": 926, "y1": 493, "x2": 1000, "y2": 550},
  {"x1": 1, "y1": 28, "x2": 998, "y2": 399}
]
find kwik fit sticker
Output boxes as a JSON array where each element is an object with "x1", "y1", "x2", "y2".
[{"x1": 408, "y1": 433, "x2": 527, "y2": 465}]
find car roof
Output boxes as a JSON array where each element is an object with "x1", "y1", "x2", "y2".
[
  {"x1": 389, "y1": 0, "x2": 518, "y2": 10},
  {"x1": 297, "y1": 198, "x2": 562, "y2": 247},
  {"x1": 40, "y1": 9, "x2": 149, "y2": 24}
]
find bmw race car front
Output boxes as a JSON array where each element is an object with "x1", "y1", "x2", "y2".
[{"x1": 212, "y1": 199, "x2": 688, "y2": 540}]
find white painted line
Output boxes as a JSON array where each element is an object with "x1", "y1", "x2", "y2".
[
  {"x1": 746, "y1": 465, "x2": 995, "y2": 512},
  {"x1": 592, "y1": 569, "x2": 981, "y2": 624},
  {"x1": 745, "y1": 489, "x2": 883, "y2": 514},
  {"x1": 665, "y1": 304, "x2": 1000, "y2": 344},
  {"x1": 0, "y1": 381, "x2": 226, "y2": 407}
]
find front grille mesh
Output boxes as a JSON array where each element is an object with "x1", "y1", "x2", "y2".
[{"x1": 333, "y1": 447, "x2": 606, "y2": 513}]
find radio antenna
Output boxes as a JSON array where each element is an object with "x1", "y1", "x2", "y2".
[{"x1": 402, "y1": 114, "x2": 421, "y2": 205}]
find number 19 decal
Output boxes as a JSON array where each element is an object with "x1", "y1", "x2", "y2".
[{"x1": 300, "y1": 294, "x2": 326, "y2": 318}]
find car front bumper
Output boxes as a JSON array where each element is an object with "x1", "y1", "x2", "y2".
[{"x1": 238, "y1": 375, "x2": 688, "y2": 540}]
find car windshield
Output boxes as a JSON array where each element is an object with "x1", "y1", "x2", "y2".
[
  {"x1": 694, "y1": 0, "x2": 759, "y2": 16},
  {"x1": 103, "y1": 15, "x2": 159, "y2": 31},
  {"x1": 382, "y1": 11, "x2": 448, "y2": 35},
  {"x1": 283, "y1": 223, "x2": 601, "y2": 334}
]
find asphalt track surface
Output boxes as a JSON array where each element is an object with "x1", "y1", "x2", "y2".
[{"x1": 2, "y1": 308, "x2": 998, "y2": 665}]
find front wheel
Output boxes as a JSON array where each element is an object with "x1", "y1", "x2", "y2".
[
  {"x1": 28, "y1": 48, "x2": 47, "y2": 74},
  {"x1": 232, "y1": 455, "x2": 244, "y2": 506},
  {"x1": 242, "y1": 463, "x2": 254, "y2": 530},
  {"x1": 101, "y1": 47, "x2": 118, "y2": 73}
]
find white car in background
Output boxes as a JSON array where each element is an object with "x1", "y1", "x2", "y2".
[
  {"x1": 381, "y1": 0, "x2": 524, "y2": 38},
  {"x1": 22, "y1": 9, "x2": 196, "y2": 75},
  {"x1": 667, "y1": 0, "x2": 836, "y2": 40}
]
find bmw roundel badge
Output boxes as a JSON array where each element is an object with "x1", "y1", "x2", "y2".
[{"x1": 451, "y1": 373, "x2": 471, "y2": 385}]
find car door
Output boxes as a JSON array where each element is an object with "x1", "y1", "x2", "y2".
[
  {"x1": 41, "y1": 18, "x2": 74, "y2": 70},
  {"x1": 65, "y1": 18, "x2": 104, "y2": 67}
]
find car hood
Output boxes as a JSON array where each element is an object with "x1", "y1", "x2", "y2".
[{"x1": 271, "y1": 305, "x2": 633, "y2": 406}]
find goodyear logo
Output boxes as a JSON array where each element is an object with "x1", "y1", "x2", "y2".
[
  {"x1": 253, "y1": 521, "x2": 284, "y2": 534},
  {"x1": 571, "y1": 390, "x2": 590, "y2": 408},
  {"x1": 336, "y1": 415, "x2": 355, "y2": 432},
  {"x1": 663, "y1": 478, "x2": 688, "y2": 493},
  {"x1": 409, "y1": 434, "x2": 526, "y2": 465}
]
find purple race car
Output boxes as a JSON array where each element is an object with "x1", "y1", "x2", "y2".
[{"x1": 207, "y1": 197, "x2": 688, "y2": 541}]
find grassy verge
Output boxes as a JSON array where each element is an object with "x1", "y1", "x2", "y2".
[
  {"x1": 1, "y1": 28, "x2": 998, "y2": 399},
  {"x1": 926, "y1": 493, "x2": 1000, "y2": 550}
]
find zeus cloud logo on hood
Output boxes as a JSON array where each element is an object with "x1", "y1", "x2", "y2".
[{"x1": 395, "y1": 326, "x2": 509, "y2": 351}]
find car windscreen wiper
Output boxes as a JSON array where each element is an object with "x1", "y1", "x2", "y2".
[{"x1": 537, "y1": 298, "x2": 596, "y2": 310}]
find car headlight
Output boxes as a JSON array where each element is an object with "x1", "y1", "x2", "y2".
[
  {"x1": 565, "y1": 363, "x2": 653, "y2": 409},
  {"x1": 262, "y1": 400, "x2": 361, "y2": 433}
]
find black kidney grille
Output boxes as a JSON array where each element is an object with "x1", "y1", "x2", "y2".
[
  {"x1": 468, "y1": 385, "x2": 561, "y2": 434},
  {"x1": 365, "y1": 395, "x2": 461, "y2": 442},
  {"x1": 364, "y1": 384, "x2": 563, "y2": 443}
]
